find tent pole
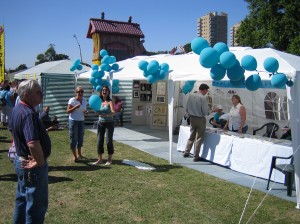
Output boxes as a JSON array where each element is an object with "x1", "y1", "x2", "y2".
[{"x1": 168, "y1": 79, "x2": 174, "y2": 164}]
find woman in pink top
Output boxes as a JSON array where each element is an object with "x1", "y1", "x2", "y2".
[{"x1": 113, "y1": 96, "x2": 123, "y2": 126}]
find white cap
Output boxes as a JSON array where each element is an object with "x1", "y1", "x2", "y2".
[{"x1": 217, "y1": 105, "x2": 223, "y2": 110}]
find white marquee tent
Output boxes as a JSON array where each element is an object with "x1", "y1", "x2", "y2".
[{"x1": 80, "y1": 48, "x2": 300, "y2": 208}]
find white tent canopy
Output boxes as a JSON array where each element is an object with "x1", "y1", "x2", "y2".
[{"x1": 81, "y1": 48, "x2": 300, "y2": 208}]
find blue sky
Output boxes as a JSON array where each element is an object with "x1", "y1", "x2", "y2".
[{"x1": 1, "y1": 0, "x2": 249, "y2": 69}]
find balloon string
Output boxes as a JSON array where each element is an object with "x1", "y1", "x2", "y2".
[{"x1": 239, "y1": 177, "x2": 256, "y2": 224}]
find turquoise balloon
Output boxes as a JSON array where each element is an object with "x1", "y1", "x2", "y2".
[
  {"x1": 76, "y1": 64, "x2": 83, "y2": 71},
  {"x1": 264, "y1": 57, "x2": 279, "y2": 73},
  {"x1": 147, "y1": 74, "x2": 157, "y2": 84},
  {"x1": 213, "y1": 42, "x2": 229, "y2": 58},
  {"x1": 158, "y1": 70, "x2": 166, "y2": 80},
  {"x1": 98, "y1": 70, "x2": 105, "y2": 78},
  {"x1": 160, "y1": 63, "x2": 169, "y2": 72},
  {"x1": 96, "y1": 85, "x2": 102, "y2": 92},
  {"x1": 74, "y1": 59, "x2": 81, "y2": 67},
  {"x1": 191, "y1": 37, "x2": 209, "y2": 55},
  {"x1": 147, "y1": 60, "x2": 159, "y2": 74},
  {"x1": 100, "y1": 63, "x2": 109, "y2": 71},
  {"x1": 111, "y1": 63, "x2": 119, "y2": 71},
  {"x1": 241, "y1": 55, "x2": 257, "y2": 71},
  {"x1": 89, "y1": 77, "x2": 96, "y2": 85},
  {"x1": 226, "y1": 60, "x2": 244, "y2": 81},
  {"x1": 199, "y1": 47, "x2": 219, "y2": 68},
  {"x1": 210, "y1": 64, "x2": 226, "y2": 80},
  {"x1": 91, "y1": 70, "x2": 99, "y2": 78},
  {"x1": 100, "y1": 49, "x2": 108, "y2": 57},
  {"x1": 230, "y1": 76, "x2": 245, "y2": 87},
  {"x1": 245, "y1": 74, "x2": 261, "y2": 91},
  {"x1": 109, "y1": 56, "x2": 116, "y2": 64},
  {"x1": 138, "y1": 60, "x2": 148, "y2": 71},
  {"x1": 92, "y1": 64, "x2": 99, "y2": 71},
  {"x1": 70, "y1": 64, "x2": 76, "y2": 72},
  {"x1": 220, "y1": 51, "x2": 236, "y2": 69},
  {"x1": 113, "y1": 79, "x2": 119, "y2": 85},
  {"x1": 143, "y1": 70, "x2": 150, "y2": 77},
  {"x1": 101, "y1": 55, "x2": 110, "y2": 64},
  {"x1": 271, "y1": 73, "x2": 287, "y2": 88},
  {"x1": 89, "y1": 95, "x2": 102, "y2": 111}
]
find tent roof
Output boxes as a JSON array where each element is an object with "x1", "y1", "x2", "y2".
[
  {"x1": 79, "y1": 48, "x2": 300, "y2": 82},
  {"x1": 14, "y1": 60, "x2": 90, "y2": 79}
]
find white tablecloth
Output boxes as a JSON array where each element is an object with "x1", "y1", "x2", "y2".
[{"x1": 177, "y1": 125, "x2": 293, "y2": 183}]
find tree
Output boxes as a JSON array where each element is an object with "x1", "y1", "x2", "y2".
[
  {"x1": 236, "y1": 0, "x2": 300, "y2": 55},
  {"x1": 35, "y1": 44, "x2": 69, "y2": 65}
]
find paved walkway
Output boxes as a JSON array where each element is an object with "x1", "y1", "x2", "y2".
[{"x1": 87, "y1": 124, "x2": 296, "y2": 204}]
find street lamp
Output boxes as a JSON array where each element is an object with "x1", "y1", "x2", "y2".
[{"x1": 73, "y1": 34, "x2": 83, "y2": 63}]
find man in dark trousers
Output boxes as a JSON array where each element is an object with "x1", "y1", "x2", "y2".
[
  {"x1": 183, "y1": 83, "x2": 210, "y2": 162},
  {"x1": 9, "y1": 80, "x2": 51, "y2": 223}
]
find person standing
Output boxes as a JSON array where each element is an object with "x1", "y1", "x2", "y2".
[
  {"x1": 93, "y1": 86, "x2": 115, "y2": 166},
  {"x1": 67, "y1": 86, "x2": 88, "y2": 162},
  {"x1": 223, "y1": 94, "x2": 248, "y2": 134},
  {"x1": 183, "y1": 83, "x2": 210, "y2": 162},
  {"x1": 9, "y1": 80, "x2": 51, "y2": 223},
  {"x1": 113, "y1": 96, "x2": 123, "y2": 126},
  {"x1": 0, "y1": 84, "x2": 14, "y2": 126}
]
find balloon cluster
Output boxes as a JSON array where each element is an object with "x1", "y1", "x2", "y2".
[
  {"x1": 138, "y1": 60, "x2": 169, "y2": 83},
  {"x1": 70, "y1": 59, "x2": 83, "y2": 71},
  {"x1": 191, "y1": 37, "x2": 292, "y2": 91},
  {"x1": 88, "y1": 49, "x2": 120, "y2": 93},
  {"x1": 181, "y1": 80, "x2": 196, "y2": 94}
]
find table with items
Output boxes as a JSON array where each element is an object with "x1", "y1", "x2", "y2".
[{"x1": 177, "y1": 125, "x2": 293, "y2": 183}]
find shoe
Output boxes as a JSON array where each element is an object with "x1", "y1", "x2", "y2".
[
  {"x1": 104, "y1": 161, "x2": 112, "y2": 166},
  {"x1": 193, "y1": 157, "x2": 204, "y2": 162},
  {"x1": 183, "y1": 152, "x2": 190, "y2": 158},
  {"x1": 92, "y1": 160, "x2": 102, "y2": 165}
]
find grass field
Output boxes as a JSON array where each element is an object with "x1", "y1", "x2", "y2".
[{"x1": 0, "y1": 128, "x2": 300, "y2": 223}]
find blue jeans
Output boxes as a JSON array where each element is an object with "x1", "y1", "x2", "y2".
[
  {"x1": 69, "y1": 119, "x2": 84, "y2": 150},
  {"x1": 14, "y1": 156, "x2": 48, "y2": 224},
  {"x1": 97, "y1": 122, "x2": 114, "y2": 155}
]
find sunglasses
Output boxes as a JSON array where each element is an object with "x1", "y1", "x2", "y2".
[{"x1": 77, "y1": 90, "x2": 84, "y2": 93}]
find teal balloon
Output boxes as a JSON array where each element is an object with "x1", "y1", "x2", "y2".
[
  {"x1": 199, "y1": 47, "x2": 219, "y2": 68},
  {"x1": 182, "y1": 83, "x2": 192, "y2": 94},
  {"x1": 98, "y1": 70, "x2": 105, "y2": 78},
  {"x1": 264, "y1": 57, "x2": 279, "y2": 73},
  {"x1": 74, "y1": 59, "x2": 81, "y2": 67},
  {"x1": 230, "y1": 76, "x2": 245, "y2": 87},
  {"x1": 220, "y1": 51, "x2": 236, "y2": 69},
  {"x1": 113, "y1": 79, "x2": 119, "y2": 85},
  {"x1": 111, "y1": 63, "x2": 119, "y2": 71},
  {"x1": 112, "y1": 86, "x2": 119, "y2": 94},
  {"x1": 138, "y1": 60, "x2": 148, "y2": 71},
  {"x1": 271, "y1": 73, "x2": 287, "y2": 88},
  {"x1": 147, "y1": 74, "x2": 157, "y2": 84},
  {"x1": 143, "y1": 70, "x2": 151, "y2": 77},
  {"x1": 91, "y1": 70, "x2": 99, "y2": 78},
  {"x1": 241, "y1": 55, "x2": 257, "y2": 71},
  {"x1": 226, "y1": 60, "x2": 245, "y2": 81},
  {"x1": 210, "y1": 64, "x2": 226, "y2": 80},
  {"x1": 101, "y1": 55, "x2": 110, "y2": 64},
  {"x1": 245, "y1": 74, "x2": 261, "y2": 91},
  {"x1": 109, "y1": 56, "x2": 116, "y2": 64},
  {"x1": 70, "y1": 64, "x2": 76, "y2": 72},
  {"x1": 89, "y1": 77, "x2": 96, "y2": 85},
  {"x1": 158, "y1": 70, "x2": 167, "y2": 80},
  {"x1": 213, "y1": 42, "x2": 229, "y2": 58},
  {"x1": 92, "y1": 64, "x2": 99, "y2": 71},
  {"x1": 100, "y1": 63, "x2": 109, "y2": 71},
  {"x1": 147, "y1": 60, "x2": 159, "y2": 74},
  {"x1": 191, "y1": 37, "x2": 209, "y2": 55},
  {"x1": 96, "y1": 85, "x2": 102, "y2": 92},
  {"x1": 89, "y1": 95, "x2": 102, "y2": 111},
  {"x1": 100, "y1": 49, "x2": 108, "y2": 57},
  {"x1": 77, "y1": 64, "x2": 83, "y2": 71},
  {"x1": 160, "y1": 63, "x2": 169, "y2": 72}
]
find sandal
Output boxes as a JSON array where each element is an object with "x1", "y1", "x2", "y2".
[
  {"x1": 104, "y1": 161, "x2": 112, "y2": 166},
  {"x1": 92, "y1": 160, "x2": 103, "y2": 165}
]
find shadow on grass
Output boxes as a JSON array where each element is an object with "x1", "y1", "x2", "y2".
[
  {"x1": 48, "y1": 175, "x2": 73, "y2": 184},
  {"x1": 49, "y1": 164, "x2": 108, "y2": 172},
  {"x1": 0, "y1": 149, "x2": 8, "y2": 154},
  {"x1": 0, "y1": 173, "x2": 17, "y2": 182}
]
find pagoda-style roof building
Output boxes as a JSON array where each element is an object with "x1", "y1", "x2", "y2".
[{"x1": 87, "y1": 12, "x2": 146, "y2": 64}]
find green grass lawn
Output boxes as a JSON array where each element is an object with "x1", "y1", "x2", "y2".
[{"x1": 0, "y1": 128, "x2": 299, "y2": 223}]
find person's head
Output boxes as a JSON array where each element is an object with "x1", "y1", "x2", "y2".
[
  {"x1": 3, "y1": 85, "x2": 10, "y2": 91},
  {"x1": 216, "y1": 105, "x2": 223, "y2": 114},
  {"x1": 44, "y1": 106, "x2": 50, "y2": 113},
  {"x1": 53, "y1": 115, "x2": 58, "y2": 121},
  {"x1": 199, "y1": 83, "x2": 209, "y2": 96},
  {"x1": 75, "y1": 86, "x2": 84, "y2": 98},
  {"x1": 231, "y1": 95, "x2": 242, "y2": 106},
  {"x1": 100, "y1": 85, "x2": 111, "y2": 101},
  {"x1": 114, "y1": 96, "x2": 121, "y2": 103},
  {"x1": 17, "y1": 80, "x2": 43, "y2": 107}
]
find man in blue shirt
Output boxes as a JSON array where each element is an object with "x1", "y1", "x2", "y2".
[{"x1": 9, "y1": 80, "x2": 51, "y2": 224}]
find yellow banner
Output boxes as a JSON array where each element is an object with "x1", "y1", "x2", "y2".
[{"x1": 0, "y1": 26, "x2": 4, "y2": 82}]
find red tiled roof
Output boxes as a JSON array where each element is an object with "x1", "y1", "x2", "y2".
[{"x1": 87, "y1": 18, "x2": 145, "y2": 38}]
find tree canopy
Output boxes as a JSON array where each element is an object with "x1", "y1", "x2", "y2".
[
  {"x1": 35, "y1": 44, "x2": 69, "y2": 65},
  {"x1": 236, "y1": 0, "x2": 300, "y2": 55}
]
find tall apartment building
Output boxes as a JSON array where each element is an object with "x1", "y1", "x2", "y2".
[
  {"x1": 230, "y1": 22, "x2": 241, "y2": 47},
  {"x1": 197, "y1": 12, "x2": 228, "y2": 46}
]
